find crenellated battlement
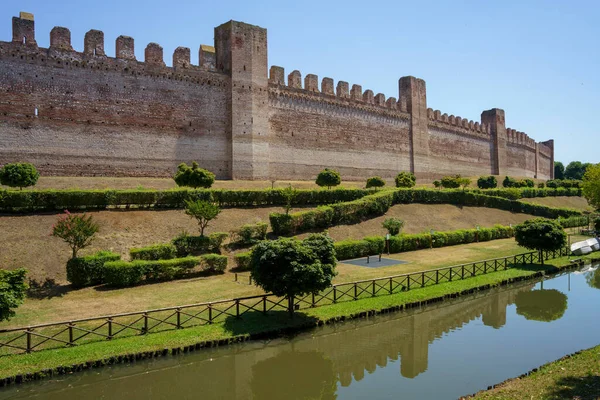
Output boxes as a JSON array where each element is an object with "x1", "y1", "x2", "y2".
[
  {"x1": 268, "y1": 65, "x2": 409, "y2": 114},
  {"x1": 426, "y1": 107, "x2": 490, "y2": 138},
  {"x1": 506, "y1": 127, "x2": 537, "y2": 150},
  {"x1": 0, "y1": 12, "x2": 225, "y2": 85}
]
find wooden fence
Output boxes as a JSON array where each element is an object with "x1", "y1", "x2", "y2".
[{"x1": 0, "y1": 247, "x2": 570, "y2": 355}]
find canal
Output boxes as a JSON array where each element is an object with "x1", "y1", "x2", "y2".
[{"x1": 2, "y1": 265, "x2": 600, "y2": 399}]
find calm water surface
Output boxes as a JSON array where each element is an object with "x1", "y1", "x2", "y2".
[{"x1": 2, "y1": 265, "x2": 600, "y2": 400}]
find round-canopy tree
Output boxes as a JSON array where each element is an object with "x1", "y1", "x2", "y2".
[
  {"x1": 477, "y1": 175, "x2": 497, "y2": 189},
  {"x1": 0, "y1": 162, "x2": 39, "y2": 190},
  {"x1": 382, "y1": 218, "x2": 404, "y2": 236},
  {"x1": 514, "y1": 218, "x2": 567, "y2": 264},
  {"x1": 515, "y1": 288, "x2": 568, "y2": 322},
  {"x1": 173, "y1": 162, "x2": 215, "y2": 189},
  {"x1": 395, "y1": 172, "x2": 416, "y2": 188},
  {"x1": 250, "y1": 233, "x2": 336, "y2": 317},
  {"x1": 316, "y1": 168, "x2": 341, "y2": 189},
  {"x1": 586, "y1": 268, "x2": 600, "y2": 290},
  {"x1": 554, "y1": 161, "x2": 565, "y2": 180},
  {"x1": 366, "y1": 176, "x2": 385, "y2": 188},
  {"x1": 582, "y1": 163, "x2": 600, "y2": 210}
]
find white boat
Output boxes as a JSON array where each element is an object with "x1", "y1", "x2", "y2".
[
  {"x1": 571, "y1": 238, "x2": 599, "y2": 256},
  {"x1": 586, "y1": 238, "x2": 600, "y2": 252}
]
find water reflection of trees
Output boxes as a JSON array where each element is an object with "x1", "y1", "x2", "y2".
[
  {"x1": 585, "y1": 268, "x2": 600, "y2": 289},
  {"x1": 515, "y1": 289, "x2": 568, "y2": 322}
]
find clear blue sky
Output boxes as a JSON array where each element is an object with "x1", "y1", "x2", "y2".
[{"x1": 2, "y1": 0, "x2": 598, "y2": 164}]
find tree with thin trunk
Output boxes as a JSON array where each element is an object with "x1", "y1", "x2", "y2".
[
  {"x1": 52, "y1": 211, "x2": 99, "y2": 259},
  {"x1": 514, "y1": 218, "x2": 566, "y2": 265},
  {"x1": 184, "y1": 199, "x2": 221, "y2": 236}
]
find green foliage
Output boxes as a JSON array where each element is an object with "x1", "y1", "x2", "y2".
[
  {"x1": 130, "y1": 244, "x2": 177, "y2": 261},
  {"x1": 184, "y1": 199, "x2": 221, "y2": 236},
  {"x1": 233, "y1": 222, "x2": 268, "y2": 245},
  {"x1": 395, "y1": 172, "x2": 416, "y2": 188},
  {"x1": 582, "y1": 163, "x2": 600, "y2": 210},
  {"x1": 514, "y1": 218, "x2": 567, "y2": 255},
  {"x1": 52, "y1": 211, "x2": 100, "y2": 258},
  {"x1": 537, "y1": 182, "x2": 545, "y2": 188},
  {"x1": 201, "y1": 254, "x2": 228, "y2": 273},
  {"x1": 250, "y1": 234, "x2": 336, "y2": 314},
  {"x1": 366, "y1": 176, "x2": 386, "y2": 188},
  {"x1": 477, "y1": 175, "x2": 498, "y2": 189},
  {"x1": 281, "y1": 185, "x2": 298, "y2": 215},
  {"x1": 234, "y1": 251, "x2": 252, "y2": 271},
  {"x1": 315, "y1": 168, "x2": 341, "y2": 189},
  {"x1": 0, "y1": 268, "x2": 28, "y2": 322},
  {"x1": 173, "y1": 162, "x2": 215, "y2": 189},
  {"x1": 594, "y1": 217, "x2": 600, "y2": 232},
  {"x1": 554, "y1": 161, "x2": 565, "y2": 180},
  {"x1": 440, "y1": 175, "x2": 461, "y2": 189},
  {"x1": 515, "y1": 289, "x2": 567, "y2": 322},
  {"x1": 565, "y1": 161, "x2": 590, "y2": 181},
  {"x1": 172, "y1": 232, "x2": 227, "y2": 257},
  {"x1": 0, "y1": 163, "x2": 39, "y2": 190},
  {"x1": 433, "y1": 180, "x2": 441, "y2": 190},
  {"x1": 457, "y1": 177, "x2": 472, "y2": 191},
  {"x1": 502, "y1": 176, "x2": 531, "y2": 188},
  {"x1": 382, "y1": 217, "x2": 405, "y2": 235},
  {"x1": 66, "y1": 251, "x2": 121, "y2": 288}
]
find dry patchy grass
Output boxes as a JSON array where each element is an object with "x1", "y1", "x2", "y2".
[{"x1": 520, "y1": 196, "x2": 594, "y2": 212}]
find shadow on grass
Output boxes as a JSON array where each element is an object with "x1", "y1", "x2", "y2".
[
  {"x1": 27, "y1": 278, "x2": 73, "y2": 300},
  {"x1": 547, "y1": 374, "x2": 600, "y2": 400},
  {"x1": 93, "y1": 270, "x2": 224, "y2": 292},
  {"x1": 223, "y1": 310, "x2": 319, "y2": 337}
]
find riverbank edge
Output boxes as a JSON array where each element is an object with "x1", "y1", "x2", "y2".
[
  {"x1": 460, "y1": 345, "x2": 600, "y2": 399},
  {"x1": 0, "y1": 256, "x2": 597, "y2": 388}
]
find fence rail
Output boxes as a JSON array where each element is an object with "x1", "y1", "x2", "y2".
[{"x1": 0, "y1": 247, "x2": 571, "y2": 355}]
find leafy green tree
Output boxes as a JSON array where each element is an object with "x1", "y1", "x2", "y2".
[
  {"x1": 441, "y1": 175, "x2": 461, "y2": 189},
  {"x1": 395, "y1": 172, "x2": 416, "y2": 188},
  {"x1": 0, "y1": 162, "x2": 39, "y2": 190},
  {"x1": 366, "y1": 176, "x2": 385, "y2": 188},
  {"x1": 315, "y1": 168, "x2": 341, "y2": 189},
  {"x1": 457, "y1": 177, "x2": 472, "y2": 191},
  {"x1": 281, "y1": 185, "x2": 298, "y2": 215},
  {"x1": 477, "y1": 175, "x2": 497, "y2": 189},
  {"x1": 184, "y1": 199, "x2": 221, "y2": 236},
  {"x1": 433, "y1": 180, "x2": 441, "y2": 190},
  {"x1": 514, "y1": 218, "x2": 567, "y2": 264},
  {"x1": 565, "y1": 161, "x2": 589, "y2": 180},
  {"x1": 250, "y1": 234, "x2": 336, "y2": 317},
  {"x1": 173, "y1": 162, "x2": 215, "y2": 189},
  {"x1": 0, "y1": 268, "x2": 28, "y2": 322},
  {"x1": 554, "y1": 161, "x2": 565, "y2": 180},
  {"x1": 582, "y1": 163, "x2": 600, "y2": 210},
  {"x1": 515, "y1": 289, "x2": 567, "y2": 322},
  {"x1": 382, "y1": 218, "x2": 405, "y2": 236},
  {"x1": 52, "y1": 211, "x2": 100, "y2": 259}
]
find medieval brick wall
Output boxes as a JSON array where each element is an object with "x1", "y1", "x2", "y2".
[{"x1": 0, "y1": 12, "x2": 555, "y2": 181}]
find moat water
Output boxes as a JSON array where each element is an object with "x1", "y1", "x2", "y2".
[{"x1": 2, "y1": 265, "x2": 600, "y2": 400}]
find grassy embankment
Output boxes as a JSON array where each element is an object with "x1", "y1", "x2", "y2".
[{"x1": 0, "y1": 251, "x2": 596, "y2": 381}]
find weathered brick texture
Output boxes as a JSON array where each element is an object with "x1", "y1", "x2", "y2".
[{"x1": 0, "y1": 13, "x2": 554, "y2": 180}]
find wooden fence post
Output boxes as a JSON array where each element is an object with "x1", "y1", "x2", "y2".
[
  {"x1": 107, "y1": 318, "x2": 113, "y2": 340},
  {"x1": 176, "y1": 308, "x2": 181, "y2": 329},
  {"x1": 26, "y1": 328, "x2": 32, "y2": 353},
  {"x1": 69, "y1": 323, "x2": 74, "y2": 345},
  {"x1": 208, "y1": 305, "x2": 213, "y2": 324},
  {"x1": 144, "y1": 313, "x2": 148, "y2": 333}
]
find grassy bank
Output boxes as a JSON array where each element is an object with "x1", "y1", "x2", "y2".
[
  {"x1": 471, "y1": 345, "x2": 600, "y2": 399},
  {"x1": 0, "y1": 252, "x2": 595, "y2": 383}
]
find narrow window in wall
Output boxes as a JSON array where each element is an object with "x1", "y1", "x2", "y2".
[
  {"x1": 34, "y1": 107, "x2": 38, "y2": 117},
  {"x1": 22, "y1": 36, "x2": 26, "y2": 45},
  {"x1": 93, "y1": 48, "x2": 96, "y2": 56}
]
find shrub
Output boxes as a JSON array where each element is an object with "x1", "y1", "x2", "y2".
[
  {"x1": 234, "y1": 251, "x2": 252, "y2": 271},
  {"x1": 433, "y1": 180, "x2": 441, "y2": 190},
  {"x1": 201, "y1": 254, "x2": 227, "y2": 273},
  {"x1": 594, "y1": 217, "x2": 600, "y2": 232},
  {"x1": 366, "y1": 176, "x2": 385, "y2": 188},
  {"x1": 395, "y1": 172, "x2": 416, "y2": 188},
  {"x1": 66, "y1": 251, "x2": 121, "y2": 288},
  {"x1": 52, "y1": 211, "x2": 100, "y2": 259},
  {"x1": 457, "y1": 177, "x2": 472, "y2": 191},
  {"x1": 477, "y1": 176, "x2": 497, "y2": 189},
  {"x1": 538, "y1": 182, "x2": 545, "y2": 188},
  {"x1": 281, "y1": 185, "x2": 298, "y2": 215},
  {"x1": 440, "y1": 175, "x2": 461, "y2": 189},
  {"x1": 104, "y1": 256, "x2": 202, "y2": 287},
  {"x1": 502, "y1": 176, "x2": 530, "y2": 188},
  {"x1": 233, "y1": 222, "x2": 268, "y2": 245},
  {"x1": 0, "y1": 268, "x2": 28, "y2": 322},
  {"x1": 184, "y1": 199, "x2": 221, "y2": 236},
  {"x1": 524, "y1": 178, "x2": 535, "y2": 188},
  {"x1": 130, "y1": 244, "x2": 177, "y2": 261},
  {"x1": 315, "y1": 168, "x2": 341, "y2": 189},
  {"x1": 0, "y1": 163, "x2": 39, "y2": 190},
  {"x1": 172, "y1": 232, "x2": 227, "y2": 256},
  {"x1": 382, "y1": 218, "x2": 405, "y2": 235},
  {"x1": 173, "y1": 162, "x2": 215, "y2": 189}
]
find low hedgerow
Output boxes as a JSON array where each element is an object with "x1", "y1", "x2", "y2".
[
  {"x1": 201, "y1": 254, "x2": 228, "y2": 273},
  {"x1": 232, "y1": 222, "x2": 268, "y2": 245},
  {"x1": 130, "y1": 244, "x2": 177, "y2": 261},
  {"x1": 66, "y1": 251, "x2": 121, "y2": 288},
  {"x1": 233, "y1": 252, "x2": 252, "y2": 271},
  {"x1": 172, "y1": 232, "x2": 228, "y2": 256},
  {"x1": 546, "y1": 179, "x2": 582, "y2": 189}
]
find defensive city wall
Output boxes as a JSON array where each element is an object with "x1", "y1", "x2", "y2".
[{"x1": 0, "y1": 12, "x2": 555, "y2": 180}]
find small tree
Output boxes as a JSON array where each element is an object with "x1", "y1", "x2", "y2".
[
  {"x1": 440, "y1": 175, "x2": 461, "y2": 189},
  {"x1": 281, "y1": 185, "x2": 298, "y2": 215},
  {"x1": 316, "y1": 168, "x2": 341, "y2": 189},
  {"x1": 382, "y1": 218, "x2": 405, "y2": 236},
  {"x1": 0, "y1": 268, "x2": 28, "y2": 322},
  {"x1": 250, "y1": 234, "x2": 336, "y2": 317},
  {"x1": 477, "y1": 175, "x2": 497, "y2": 189},
  {"x1": 184, "y1": 199, "x2": 221, "y2": 236},
  {"x1": 514, "y1": 218, "x2": 567, "y2": 264},
  {"x1": 433, "y1": 180, "x2": 441, "y2": 190},
  {"x1": 554, "y1": 161, "x2": 565, "y2": 180},
  {"x1": 457, "y1": 177, "x2": 472, "y2": 191},
  {"x1": 0, "y1": 162, "x2": 39, "y2": 190},
  {"x1": 52, "y1": 211, "x2": 100, "y2": 259},
  {"x1": 366, "y1": 176, "x2": 385, "y2": 188},
  {"x1": 582, "y1": 163, "x2": 600, "y2": 210},
  {"x1": 395, "y1": 172, "x2": 416, "y2": 188},
  {"x1": 173, "y1": 162, "x2": 215, "y2": 189}
]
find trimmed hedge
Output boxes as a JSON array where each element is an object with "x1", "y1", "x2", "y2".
[
  {"x1": 172, "y1": 232, "x2": 228, "y2": 257},
  {"x1": 270, "y1": 189, "x2": 582, "y2": 236},
  {"x1": 476, "y1": 187, "x2": 582, "y2": 200},
  {"x1": 104, "y1": 254, "x2": 224, "y2": 287},
  {"x1": 0, "y1": 188, "x2": 379, "y2": 213},
  {"x1": 233, "y1": 252, "x2": 252, "y2": 271},
  {"x1": 66, "y1": 251, "x2": 121, "y2": 288},
  {"x1": 130, "y1": 244, "x2": 177, "y2": 261},
  {"x1": 232, "y1": 222, "x2": 268, "y2": 245}
]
